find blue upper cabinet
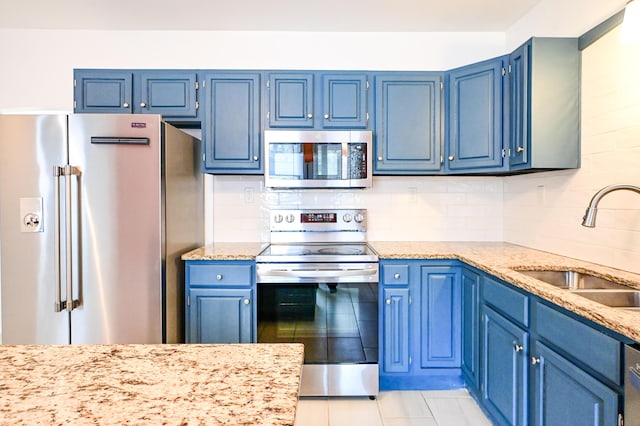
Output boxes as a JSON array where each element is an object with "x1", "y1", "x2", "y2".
[
  {"x1": 136, "y1": 72, "x2": 199, "y2": 118},
  {"x1": 374, "y1": 73, "x2": 443, "y2": 174},
  {"x1": 322, "y1": 74, "x2": 369, "y2": 128},
  {"x1": 268, "y1": 73, "x2": 314, "y2": 128},
  {"x1": 446, "y1": 56, "x2": 508, "y2": 173},
  {"x1": 74, "y1": 70, "x2": 133, "y2": 113},
  {"x1": 202, "y1": 72, "x2": 262, "y2": 173},
  {"x1": 74, "y1": 69, "x2": 200, "y2": 122},
  {"x1": 267, "y1": 72, "x2": 369, "y2": 129},
  {"x1": 508, "y1": 38, "x2": 580, "y2": 171}
]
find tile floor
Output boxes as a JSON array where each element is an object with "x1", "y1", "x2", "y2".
[{"x1": 295, "y1": 390, "x2": 493, "y2": 426}]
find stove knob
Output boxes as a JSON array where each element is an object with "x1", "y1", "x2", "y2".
[
  {"x1": 354, "y1": 213, "x2": 365, "y2": 223},
  {"x1": 343, "y1": 213, "x2": 353, "y2": 223},
  {"x1": 285, "y1": 214, "x2": 295, "y2": 223},
  {"x1": 274, "y1": 214, "x2": 283, "y2": 223}
]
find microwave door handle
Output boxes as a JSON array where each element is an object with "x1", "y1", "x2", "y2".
[
  {"x1": 261, "y1": 268, "x2": 378, "y2": 279},
  {"x1": 341, "y1": 142, "x2": 348, "y2": 179}
]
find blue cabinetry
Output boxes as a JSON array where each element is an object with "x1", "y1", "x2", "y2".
[
  {"x1": 74, "y1": 69, "x2": 200, "y2": 121},
  {"x1": 267, "y1": 72, "x2": 369, "y2": 129},
  {"x1": 185, "y1": 260, "x2": 256, "y2": 344},
  {"x1": 202, "y1": 72, "x2": 262, "y2": 173},
  {"x1": 461, "y1": 267, "x2": 481, "y2": 392},
  {"x1": 74, "y1": 70, "x2": 133, "y2": 113},
  {"x1": 446, "y1": 56, "x2": 508, "y2": 173},
  {"x1": 374, "y1": 73, "x2": 443, "y2": 174},
  {"x1": 379, "y1": 260, "x2": 462, "y2": 390},
  {"x1": 508, "y1": 38, "x2": 580, "y2": 171}
]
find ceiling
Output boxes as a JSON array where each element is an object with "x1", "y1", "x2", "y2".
[{"x1": 1, "y1": 0, "x2": 544, "y2": 32}]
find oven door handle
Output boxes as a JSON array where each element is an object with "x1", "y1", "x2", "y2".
[{"x1": 259, "y1": 268, "x2": 378, "y2": 278}]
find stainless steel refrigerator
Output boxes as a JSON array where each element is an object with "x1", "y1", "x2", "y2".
[{"x1": 0, "y1": 114, "x2": 203, "y2": 344}]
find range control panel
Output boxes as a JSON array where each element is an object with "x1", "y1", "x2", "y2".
[{"x1": 269, "y1": 209, "x2": 367, "y2": 234}]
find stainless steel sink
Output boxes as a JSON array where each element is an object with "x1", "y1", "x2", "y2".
[
  {"x1": 516, "y1": 269, "x2": 631, "y2": 290},
  {"x1": 572, "y1": 290, "x2": 640, "y2": 308}
]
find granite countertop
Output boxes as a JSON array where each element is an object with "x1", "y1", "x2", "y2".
[
  {"x1": 181, "y1": 242, "x2": 268, "y2": 261},
  {"x1": 0, "y1": 343, "x2": 303, "y2": 425},
  {"x1": 371, "y1": 241, "x2": 640, "y2": 342}
]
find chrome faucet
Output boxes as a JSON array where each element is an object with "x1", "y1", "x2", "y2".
[{"x1": 582, "y1": 184, "x2": 640, "y2": 227}]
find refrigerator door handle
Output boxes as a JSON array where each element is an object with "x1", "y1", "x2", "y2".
[
  {"x1": 63, "y1": 165, "x2": 81, "y2": 312},
  {"x1": 53, "y1": 166, "x2": 65, "y2": 312}
]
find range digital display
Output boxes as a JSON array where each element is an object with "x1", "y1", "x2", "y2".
[{"x1": 301, "y1": 212, "x2": 337, "y2": 223}]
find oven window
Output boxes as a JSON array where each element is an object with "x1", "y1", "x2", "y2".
[{"x1": 258, "y1": 282, "x2": 378, "y2": 364}]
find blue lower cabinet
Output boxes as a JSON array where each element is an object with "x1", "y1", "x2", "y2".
[
  {"x1": 382, "y1": 287, "x2": 410, "y2": 374},
  {"x1": 481, "y1": 305, "x2": 529, "y2": 426},
  {"x1": 461, "y1": 268, "x2": 481, "y2": 393},
  {"x1": 380, "y1": 260, "x2": 463, "y2": 390},
  {"x1": 188, "y1": 288, "x2": 253, "y2": 343},
  {"x1": 185, "y1": 260, "x2": 256, "y2": 344},
  {"x1": 530, "y1": 341, "x2": 619, "y2": 426}
]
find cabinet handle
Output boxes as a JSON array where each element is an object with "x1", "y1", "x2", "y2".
[
  {"x1": 122, "y1": 103, "x2": 129, "y2": 108},
  {"x1": 216, "y1": 274, "x2": 223, "y2": 280},
  {"x1": 385, "y1": 299, "x2": 391, "y2": 305},
  {"x1": 448, "y1": 155, "x2": 455, "y2": 161},
  {"x1": 253, "y1": 156, "x2": 259, "y2": 161},
  {"x1": 394, "y1": 273, "x2": 401, "y2": 279},
  {"x1": 243, "y1": 298, "x2": 250, "y2": 305},
  {"x1": 307, "y1": 113, "x2": 313, "y2": 119},
  {"x1": 324, "y1": 113, "x2": 329, "y2": 119},
  {"x1": 140, "y1": 102, "x2": 147, "y2": 108},
  {"x1": 516, "y1": 146, "x2": 524, "y2": 153},
  {"x1": 377, "y1": 156, "x2": 383, "y2": 161},
  {"x1": 531, "y1": 356, "x2": 541, "y2": 365},
  {"x1": 514, "y1": 343, "x2": 524, "y2": 352}
]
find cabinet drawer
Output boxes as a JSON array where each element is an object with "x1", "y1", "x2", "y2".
[
  {"x1": 187, "y1": 263, "x2": 253, "y2": 286},
  {"x1": 482, "y1": 277, "x2": 529, "y2": 327},
  {"x1": 533, "y1": 301, "x2": 621, "y2": 385},
  {"x1": 382, "y1": 265, "x2": 409, "y2": 285}
]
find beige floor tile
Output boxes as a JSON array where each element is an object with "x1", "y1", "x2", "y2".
[
  {"x1": 423, "y1": 396, "x2": 491, "y2": 426},
  {"x1": 295, "y1": 398, "x2": 329, "y2": 426},
  {"x1": 377, "y1": 391, "x2": 434, "y2": 418},
  {"x1": 328, "y1": 397, "x2": 384, "y2": 426},
  {"x1": 383, "y1": 418, "x2": 438, "y2": 426}
]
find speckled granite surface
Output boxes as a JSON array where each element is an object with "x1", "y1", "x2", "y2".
[
  {"x1": 371, "y1": 241, "x2": 640, "y2": 342},
  {"x1": 181, "y1": 242, "x2": 268, "y2": 261},
  {"x1": 0, "y1": 343, "x2": 303, "y2": 425}
]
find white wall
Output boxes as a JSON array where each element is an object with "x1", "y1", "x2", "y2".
[
  {"x1": 0, "y1": 29, "x2": 506, "y2": 112},
  {"x1": 503, "y1": 25, "x2": 640, "y2": 274}
]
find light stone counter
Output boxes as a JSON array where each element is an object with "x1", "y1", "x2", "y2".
[
  {"x1": 0, "y1": 343, "x2": 303, "y2": 425},
  {"x1": 371, "y1": 241, "x2": 640, "y2": 342},
  {"x1": 181, "y1": 242, "x2": 268, "y2": 261}
]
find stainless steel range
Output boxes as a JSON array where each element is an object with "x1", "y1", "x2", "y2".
[{"x1": 256, "y1": 209, "x2": 379, "y2": 397}]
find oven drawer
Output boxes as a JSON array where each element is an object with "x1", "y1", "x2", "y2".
[{"x1": 187, "y1": 262, "x2": 253, "y2": 286}]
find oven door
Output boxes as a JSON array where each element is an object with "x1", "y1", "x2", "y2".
[{"x1": 256, "y1": 262, "x2": 378, "y2": 397}]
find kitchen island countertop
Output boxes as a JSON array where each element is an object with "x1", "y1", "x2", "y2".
[{"x1": 0, "y1": 343, "x2": 303, "y2": 425}]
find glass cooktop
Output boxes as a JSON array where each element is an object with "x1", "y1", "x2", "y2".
[{"x1": 257, "y1": 243, "x2": 378, "y2": 262}]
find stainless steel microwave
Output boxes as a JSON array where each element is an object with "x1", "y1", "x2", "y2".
[{"x1": 264, "y1": 130, "x2": 372, "y2": 189}]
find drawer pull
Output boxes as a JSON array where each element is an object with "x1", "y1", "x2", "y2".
[
  {"x1": 216, "y1": 274, "x2": 223, "y2": 280},
  {"x1": 243, "y1": 298, "x2": 250, "y2": 305},
  {"x1": 394, "y1": 273, "x2": 401, "y2": 280},
  {"x1": 385, "y1": 299, "x2": 391, "y2": 305},
  {"x1": 531, "y1": 356, "x2": 541, "y2": 365},
  {"x1": 514, "y1": 343, "x2": 524, "y2": 353}
]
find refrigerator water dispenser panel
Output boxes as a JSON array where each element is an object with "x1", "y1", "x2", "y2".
[{"x1": 20, "y1": 197, "x2": 43, "y2": 233}]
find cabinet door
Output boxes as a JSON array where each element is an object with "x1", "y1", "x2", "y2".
[
  {"x1": 374, "y1": 73, "x2": 443, "y2": 173},
  {"x1": 531, "y1": 341, "x2": 619, "y2": 426},
  {"x1": 382, "y1": 287, "x2": 410, "y2": 373},
  {"x1": 137, "y1": 72, "x2": 198, "y2": 117},
  {"x1": 419, "y1": 266, "x2": 461, "y2": 368},
  {"x1": 461, "y1": 268, "x2": 480, "y2": 390},
  {"x1": 321, "y1": 74, "x2": 368, "y2": 129},
  {"x1": 509, "y1": 41, "x2": 530, "y2": 167},
  {"x1": 268, "y1": 73, "x2": 314, "y2": 128},
  {"x1": 188, "y1": 288, "x2": 253, "y2": 344},
  {"x1": 202, "y1": 72, "x2": 262, "y2": 173},
  {"x1": 482, "y1": 306, "x2": 528, "y2": 426},
  {"x1": 74, "y1": 70, "x2": 133, "y2": 113},
  {"x1": 447, "y1": 57, "x2": 507, "y2": 172}
]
